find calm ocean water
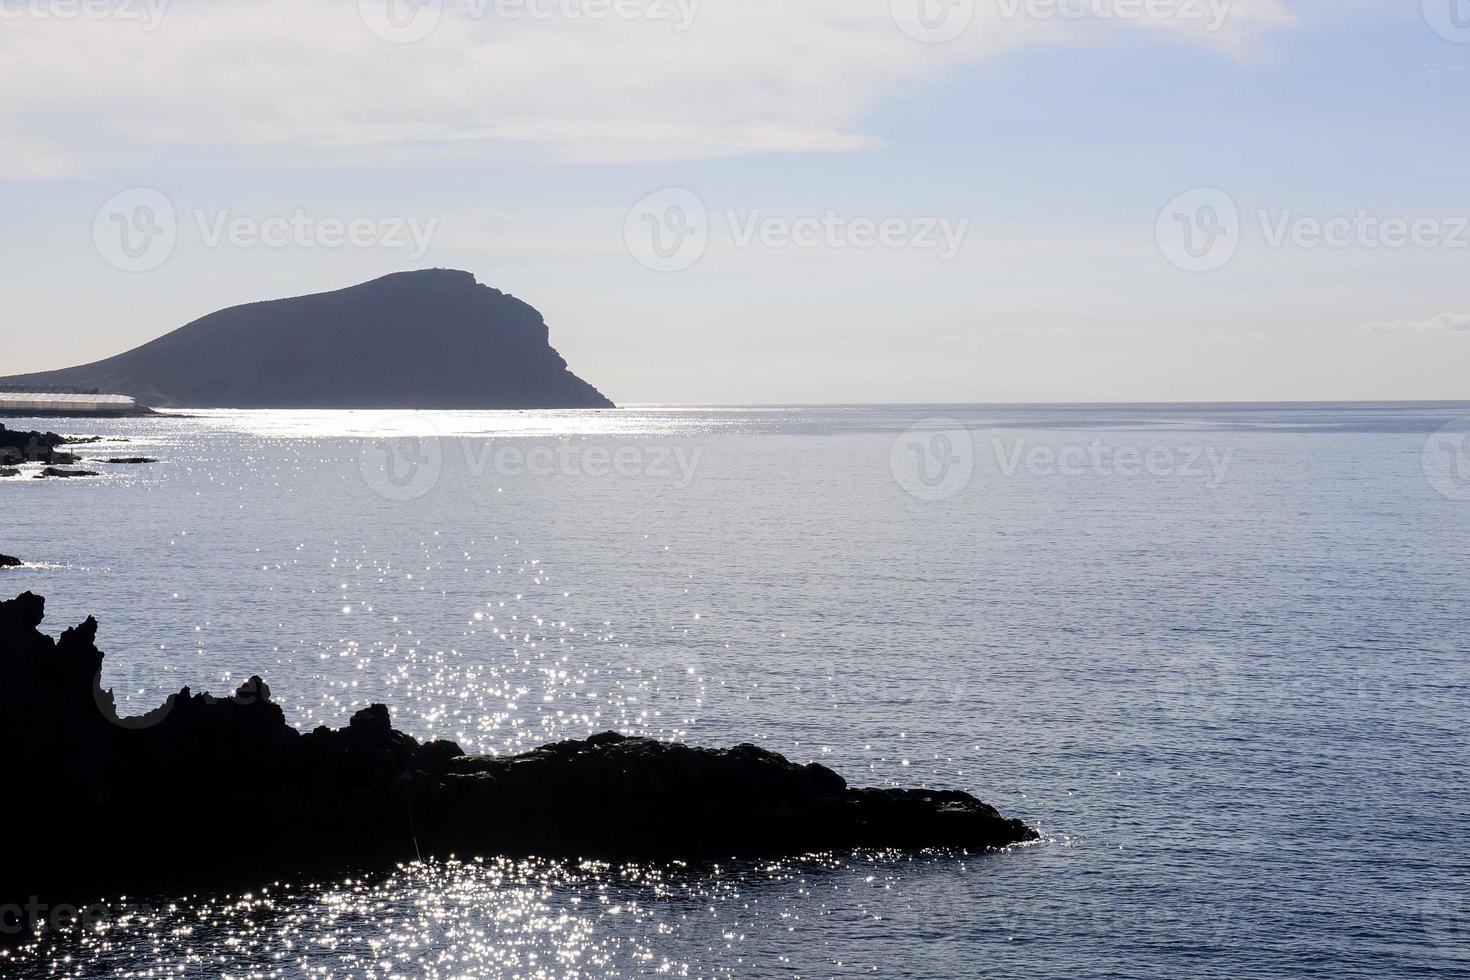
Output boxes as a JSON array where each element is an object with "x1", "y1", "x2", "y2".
[{"x1": 4, "y1": 403, "x2": 1468, "y2": 979}]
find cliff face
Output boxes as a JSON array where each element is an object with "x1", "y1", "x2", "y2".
[{"x1": 0, "y1": 270, "x2": 614, "y2": 409}]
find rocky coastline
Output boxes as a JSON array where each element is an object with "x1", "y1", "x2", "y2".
[
  {"x1": 2, "y1": 590, "x2": 1036, "y2": 914},
  {"x1": 0, "y1": 424, "x2": 150, "y2": 479},
  {"x1": 0, "y1": 423, "x2": 83, "y2": 466}
]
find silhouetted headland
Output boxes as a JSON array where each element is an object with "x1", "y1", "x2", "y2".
[
  {"x1": 0, "y1": 270, "x2": 614, "y2": 409},
  {"x1": 1, "y1": 591, "x2": 1035, "y2": 911}
]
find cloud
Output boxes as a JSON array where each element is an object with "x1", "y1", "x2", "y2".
[
  {"x1": 0, "y1": 137, "x2": 80, "y2": 180},
  {"x1": 0, "y1": 0, "x2": 1298, "y2": 177},
  {"x1": 1360, "y1": 313, "x2": 1470, "y2": 336},
  {"x1": 984, "y1": 324, "x2": 1140, "y2": 339}
]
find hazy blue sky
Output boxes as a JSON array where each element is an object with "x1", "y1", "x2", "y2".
[{"x1": 2, "y1": 0, "x2": 1467, "y2": 403}]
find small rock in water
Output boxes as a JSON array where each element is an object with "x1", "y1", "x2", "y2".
[
  {"x1": 105, "y1": 457, "x2": 158, "y2": 464},
  {"x1": 35, "y1": 467, "x2": 101, "y2": 478},
  {"x1": 0, "y1": 555, "x2": 20, "y2": 568}
]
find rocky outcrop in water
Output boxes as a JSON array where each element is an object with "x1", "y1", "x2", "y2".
[
  {"x1": 0, "y1": 270, "x2": 614, "y2": 409},
  {"x1": 36, "y1": 467, "x2": 100, "y2": 478},
  {"x1": 0, "y1": 555, "x2": 20, "y2": 568},
  {"x1": 0, "y1": 591, "x2": 1035, "y2": 909},
  {"x1": 0, "y1": 424, "x2": 82, "y2": 465}
]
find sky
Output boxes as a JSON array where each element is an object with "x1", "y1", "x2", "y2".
[{"x1": 1, "y1": 0, "x2": 1467, "y2": 404}]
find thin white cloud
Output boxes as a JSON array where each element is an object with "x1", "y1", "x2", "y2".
[
  {"x1": 984, "y1": 324, "x2": 1140, "y2": 339},
  {"x1": 0, "y1": 0, "x2": 1298, "y2": 177},
  {"x1": 1360, "y1": 313, "x2": 1470, "y2": 336},
  {"x1": 0, "y1": 137, "x2": 80, "y2": 180}
]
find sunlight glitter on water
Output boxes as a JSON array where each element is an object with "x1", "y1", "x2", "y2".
[
  {"x1": 8, "y1": 403, "x2": 1469, "y2": 979},
  {"x1": 176, "y1": 409, "x2": 739, "y2": 441},
  {"x1": 5, "y1": 853, "x2": 976, "y2": 979}
]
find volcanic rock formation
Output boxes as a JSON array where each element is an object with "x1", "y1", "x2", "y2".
[
  {"x1": 0, "y1": 270, "x2": 613, "y2": 409},
  {"x1": 0, "y1": 591, "x2": 1035, "y2": 909}
]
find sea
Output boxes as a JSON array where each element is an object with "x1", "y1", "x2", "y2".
[{"x1": 3, "y1": 402, "x2": 1468, "y2": 979}]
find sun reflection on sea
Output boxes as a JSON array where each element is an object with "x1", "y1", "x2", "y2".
[{"x1": 5, "y1": 852, "x2": 961, "y2": 979}]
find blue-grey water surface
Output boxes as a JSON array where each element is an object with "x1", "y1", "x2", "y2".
[{"x1": 3, "y1": 403, "x2": 1468, "y2": 978}]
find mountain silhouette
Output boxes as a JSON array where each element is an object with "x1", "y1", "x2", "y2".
[{"x1": 1, "y1": 270, "x2": 613, "y2": 409}]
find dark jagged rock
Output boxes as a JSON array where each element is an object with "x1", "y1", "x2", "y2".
[
  {"x1": 0, "y1": 468, "x2": 17, "y2": 478},
  {"x1": 0, "y1": 270, "x2": 614, "y2": 409},
  {"x1": 0, "y1": 591, "x2": 1036, "y2": 910},
  {"x1": 0, "y1": 423, "x2": 83, "y2": 465},
  {"x1": 36, "y1": 467, "x2": 100, "y2": 478},
  {"x1": 104, "y1": 457, "x2": 157, "y2": 464},
  {"x1": 0, "y1": 554, "x2": 20, "y2": 567}
]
